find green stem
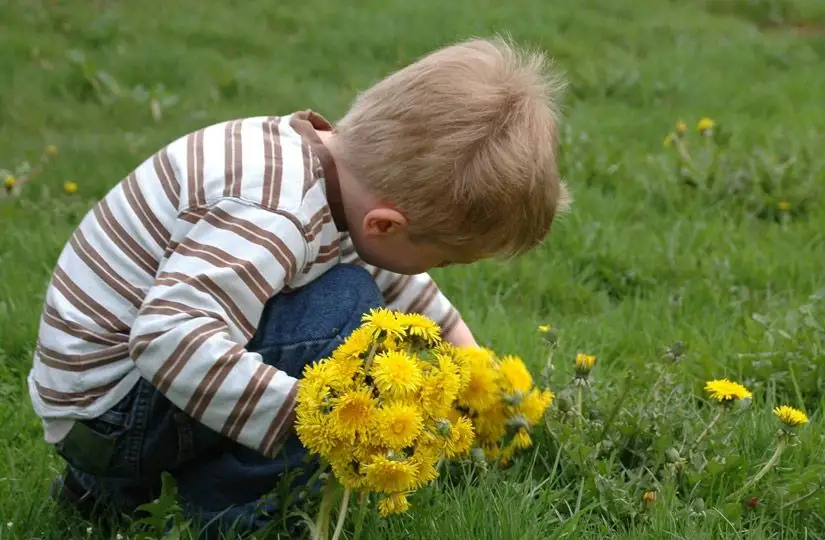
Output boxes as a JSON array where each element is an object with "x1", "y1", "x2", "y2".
[
  {"x1": 362, "y1": 341, "x2": 379, "y2": 372},
  {"x1": 684, "y1": 409, "x2": 723, "y2": 454},
  {"x1": 576, "y1": 385, "x2": 583, "y2": 424},
  {"x1": 734, "y1": 437, "x2": 788, "y2": 499},
  {"x1": 331, "y1": 488, "x2": 352, "y2": 540},
  {"x1": 314, "y1": 476, "x2": 337, "y2": 540},
  {"x1": 351, "y1": 492, "x2": 370, "y2": 540}
]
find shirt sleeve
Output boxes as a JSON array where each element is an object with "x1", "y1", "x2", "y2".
[
  {"x1": 338, "y1": 235, "x2": 461, "y2": 335},
  {"x1": 128, "y1": 197, "x2": 308, "y2": 457}
]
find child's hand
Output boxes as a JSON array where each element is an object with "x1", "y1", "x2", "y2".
[{"x1": 443, "y1": 318, "x2": 478, "y2": 347}]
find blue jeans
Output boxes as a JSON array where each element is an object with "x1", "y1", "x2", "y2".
[{"x1": 53, "y1": 264, "x2": 384, "y2": 538}]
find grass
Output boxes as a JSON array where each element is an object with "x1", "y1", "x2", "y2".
[{"x1": 1, "y1": 0, "x2": 824, "y2": 537}]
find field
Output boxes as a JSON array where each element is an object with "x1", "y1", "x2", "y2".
[{"x1": 2, "y1": 0, "x2": 825, "y2": 538}]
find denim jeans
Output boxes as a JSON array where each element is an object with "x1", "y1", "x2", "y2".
[{"x1": 53, "y1": 264, "x2": 384, "y2": 538}]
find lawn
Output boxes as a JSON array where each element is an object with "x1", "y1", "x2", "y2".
[{"x1": 1, "y1": 0, "x2": 825, "y2": 538}]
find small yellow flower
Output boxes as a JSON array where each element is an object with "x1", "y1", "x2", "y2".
[
  {"x1": 397, "y1": 312, "x2": 442, "y2": 345},
  {"x1": 64, "y1": 181, "x2": 78, "y2": 194},
  {"x1": 676, "y1": 119, "x2": 687, "y2": 135},
  {"x1": 643, "y1": 491, "x2": 657, "y2": 504},
  {"x1": 372, "y1": 351, "x2": 423, "y2": 398},
  {"x1": 574, "y1": 353, "x2": 596, "y2": 377},
  {"x1": 697, "y1": 117, "x2": 715, "y2": 134},
  {"x1": 362, "y1": 455, "x2": 419, "y2": 494},
  {"x1": 773, "y1": 405, "x2": 808, "y2": 427},
  {"x1": 46, "y1": 145, "x2": 58, "y2": 155},
  {"x1": 499, "y1": 355, "x2": 533, "y2": 394},
  {"x1": 777, "y1": 200, "x2": 791, "y2": 211},
  {"x1": 4, "y1": 175, "x2": 16, "y2": 190},
  {"x1": 378, "y1": 492, "x2": 410, "y2": 516},
  {"x1": 362, "y1": 308, "x2": 406, "y2": 339},
  {"x1": 377, "y1": 402, "x2": 423, "y2": 450},
  {"x1": 704, "y1": 379, "x2": 752, "y2": 403},
  {"x1": 538, "y1": 324, "x2": 551, "y2": 333}
]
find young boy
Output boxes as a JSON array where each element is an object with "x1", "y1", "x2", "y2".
[{"x1": 29, "y1": 36, "x2": 569, "y2": 536}]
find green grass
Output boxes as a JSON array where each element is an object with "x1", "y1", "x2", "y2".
[{"x1": 2, "y1": 0, "x2": 825, "y2": 538}]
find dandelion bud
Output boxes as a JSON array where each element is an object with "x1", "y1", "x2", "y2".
[
  {"x1": 4, "y1": 175, "x2": 16, "y2": 191},
  {"x1": 502, "y1": 391, "x2": 524, "y2": 406},
  {"x1": 46, "y1": 145, "x2": 58, "y2": 155},
  {"x1": 642, "y1": 491, "x2": 657, "y2": 504},
  {"x1": 470, "y1": 447, "x2": 486, "y2": 462},
  {"x1": 435, "y1": 419, "x2": 452, "y2": 438},
  {"x1": 505, "y1": 414, "x2": 529, "y2": 431},
  {"x1": 664, "y1": 447, "x2": 681, "y2": 463},
  {"x1": 574, "y1": 353, "x2": 596, "y2": 378}
]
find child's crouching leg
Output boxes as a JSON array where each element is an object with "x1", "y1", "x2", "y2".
[{"x1": 174, "y1": 263, "x2": 384, "y2": 538}]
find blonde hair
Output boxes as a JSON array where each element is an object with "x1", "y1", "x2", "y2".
[{"x1": 335, "y1": 35, "x2": 571, "y2": 258}]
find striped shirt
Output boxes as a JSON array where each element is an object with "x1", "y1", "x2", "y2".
[{"x1": 27, "y1": 110, "x2": 460, "y2": 457}]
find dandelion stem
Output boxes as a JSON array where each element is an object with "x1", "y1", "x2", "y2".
[
  {"x1": 686, "y1": 409, "x2": 723, "y2": 454},
  {"x1": 314, "y1": 476, "x2": 337, "y2": 540},
  {"x1": 351, "y1": 491, "x2": 370, "y2": 540},
  {"x1": 331, "y1": 488, "x2": 351, "y2": 540},
  {"x1": 362, "y1": 341, "x2": 380, "y2": 372},
  {"x1": 576, "y1": 385, "x2": 583, "y2": 424},
  {"x1": 735, "y1": 437, "x2": 788, "y2": 498}
]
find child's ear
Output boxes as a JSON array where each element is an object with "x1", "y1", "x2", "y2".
[{"x1": 363, "y1": 208, "x2": 407, "y2": 237}]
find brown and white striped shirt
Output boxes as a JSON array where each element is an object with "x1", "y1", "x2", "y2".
[{"x1": 27, "y1": 110, "x2": 460, "y2": 457}]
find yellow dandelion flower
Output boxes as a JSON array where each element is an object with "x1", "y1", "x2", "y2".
[
  {"x1": 410, "y1": 453, "x2": 439, "y2": 486},
  {"x1": 482, "y1": 443, "x2": 501, "y2": 460},
  {"x1": 777, "y1": 200, "x2": 791, "y2": 211},
  {"x1": 643, "y1": 491, "x2": 657, "y2": 504},
  {"x1": 397, "y1": 312, "x2": 442, "y2": 345},
  {"x1": 704, "y1": 379, "x2": 752, "y2": 402},
  {"x1": 64, "y1": 181, "x2": 78, "y2": 194},
  {"x1": 331, "y1": 389, "x2": 376, "y2": 441},
  {"x1": 4, "y1": 175, "x2": 16, "y2": 190},
  {"x1": 378, "y1": 403, "x2": 423, "y2": 449},
  {"x1": 574, "y1": 353, "x2": 596, "y2": 377},
  {"x1": 378, "y1": 493, "x2": 410, "y2": 516},
  {"x1": 499, "y1": 355, "x2": 533, "y2": 394},
  {"x1": 518, "y1": 388, "x2": 554, "y2": 425},
  {"x1": 332, "y1": 326, "x2": 374, "y2": 362},
  {"x1": 362, "y1": 455, "x2": 419, "y2": 493},
  {"x1": 513, "y1": 428, "x2": 532, "y2": 450},
  {"x1": 499, "y1": 440, "x2": 518, "y2": 466},
  {"x1": 676, "y1": 119, "x2": 687, "y2": 135},
  {"x1": 295, "y1": 411, "x2": 338, "y2": 455},
  {"x1": 445, "y1": 415, "x2": 475, "y2": 458},
  {"x1": 372, "y1": 351, "x2": 423, "y2": 398},
  {"x1": 362, "y1": 307, "x2": 406, "y2": 338},
  {"x1": 296, "y1": 362, "x2": 334, "y2": 408},
  {"x1": 326, "y1": 355, "x2": 362, "y2": 391},
  {"x1": 538, "y1": 324, "x2": 551, "y2": 333},
  {"x1": 773, "y1": 405, "x2": 808, "y2": 427},
  {"x1": 474, "y1": 402, "x2": 508, "y2": 443},
  {"x1": 697, "y1": 117, "x2": 715, "y2": 134},
  {"x1": 330, "y1": 456, "x2": 365, "y2": 490},
  {"x1": 458, "y1": 351, "x2": 499, "y2": 412}
]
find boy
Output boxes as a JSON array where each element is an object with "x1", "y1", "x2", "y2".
[{"x1": 29, "y1": 36, "x2": 569, "y2": 536}]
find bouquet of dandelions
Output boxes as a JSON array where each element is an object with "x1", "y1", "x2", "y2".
[
  {"x1": 294, "y1": 308, "x2": 476, "y2": 540},
  {"x1": 294, "y1": 308, "x2": 555, "y2": 540}
]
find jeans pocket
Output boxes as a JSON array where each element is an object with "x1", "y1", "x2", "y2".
[{"x1": 56, "y1": 390, "x2": 138, "y2": 476}]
